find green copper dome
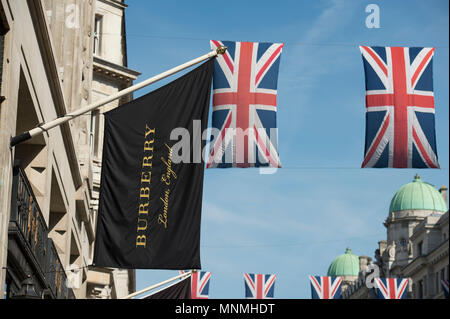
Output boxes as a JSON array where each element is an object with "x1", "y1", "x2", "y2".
[
  {"x1": 327, "y1": 248, "x2": 359, "y2": 277},
  {"x1": 389, "y1": 175, "x2": 447, "y2": 213}
]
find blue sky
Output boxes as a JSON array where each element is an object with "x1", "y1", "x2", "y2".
[{"x1": 123, "y1": 0, "x2": 449, "y2": 298}]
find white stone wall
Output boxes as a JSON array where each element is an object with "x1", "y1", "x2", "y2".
[{"x1": 0, "y1": 0, "x2": 136, "y2": 299}]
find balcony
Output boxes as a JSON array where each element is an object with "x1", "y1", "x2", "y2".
[{"x1": 6, "y1": 165, "x2": 74, "y2": 299}]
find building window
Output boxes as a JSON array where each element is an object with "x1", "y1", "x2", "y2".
[
  {"x1": 423, "y1": 275, "x2": 427, "y2": 298},
  {"x1": 436, "y1": 272, "x2": 440, "y2": 295},
  {"x1": 399, "y1": 238, "x2": 407, "y2": 248},
  {"x1": 89, "y1": 110, "x2": 100, "y2": 157},
  {"x1": 0, "y1": 24, "x2": 8, "y2": 103},
  {"x1": 93, "y1": 15, "x2": 102, "y2": 55},
  {"x1": 418, "y1": 279, "x2": 424, "y2": 299},
  {"x1": 417, "y1": 241, "x2": 424, "y2": 256}
]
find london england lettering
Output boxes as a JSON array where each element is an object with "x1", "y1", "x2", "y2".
[{"x1": 159, "y1": 143, "x2": 177, "y2": 229}]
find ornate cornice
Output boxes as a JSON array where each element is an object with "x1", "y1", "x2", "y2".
[
  {"x1": 402, "y1": 240, "x2": 449, "y2": 275},
  {"x1": 97, "y1": 0, "x2": 127, "y2": 10},
  {"x1": 93, "y1": 55, "x2": 140, "y2": 84},
  {"x1": 429, "y1": 240, "x2": 449, "y2": 265}
]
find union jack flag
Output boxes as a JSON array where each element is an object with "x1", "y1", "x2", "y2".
[
  {"x1": 179, "y1": 270, "x2": 211, "y2": 299},
  {"x1": 244, "y1": 273, "x2": 276, "y2": 299},
  {"x1": 360, "y1": 46, "x2": 439, "y2": 168},
  {"x1": 375, "y1": 278, "x2": 408, "y2": 299},
  {"x1": 207, "y1": 40, "x2": 283, "y2": 168},
  {"x1": 442, "y1": 279, "x2": 449, "y2": 299},
  {"x1": 309, "y1": 276, "x2": 342, "y2": 299}
]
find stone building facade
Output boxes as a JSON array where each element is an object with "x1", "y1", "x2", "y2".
[
  {"x1": 402, "y1": 209, "x2": 448, "y2": 299},
  {"x1": 0, "y1": 0, "x2": 139, "y2": 299},
  {"x1": 336, "y1": 175, "x2": 449, "y2": 299}
]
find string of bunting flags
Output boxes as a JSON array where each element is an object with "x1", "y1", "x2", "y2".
[
  {"x1": 129, "y1": 271, "x2": 417, "y2": 299},
  {"x1": 88, "y1": 40, "x2": 441, "y2": 299}
]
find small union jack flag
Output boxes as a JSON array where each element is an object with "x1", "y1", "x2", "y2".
[
  {"x1": 179, "y1": 270, "x2": 211, "y2": 299},
  {"x1": 360, "y1": 46, "x2": 439, "y2": 168},
  {"x1": 375, "y1": 278, "x2": 408, "y2": 299},
  {"x1": 244, "y1": 273, "x2": 276, "y2": 299},
  {"x1": 442, "y1": 279, "x2": 449, "y2": 299},
  {"x1": 208, "y1": 40, "x2": 283, "y2": 168},
  {"x1": 309, "y1": 276, "x2": 342, "y2": 299}
]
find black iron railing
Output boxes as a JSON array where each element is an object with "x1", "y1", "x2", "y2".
[{"x1": 9, "y1": 165, "x2": 74, "y2": 299}]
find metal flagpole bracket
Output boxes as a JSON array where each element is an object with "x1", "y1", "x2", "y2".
[
  {"x1": 216, "y1": 45, "x2": 227, "y2": 55},
  {"x1": 10, "y1": 132, "x2": 32, "y2": 148},
  {"x1": 10, "y1": 122, "x2": 47, "y2": 147}
]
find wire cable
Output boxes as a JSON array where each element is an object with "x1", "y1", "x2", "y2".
[{"x1": 99, "y1": 32, "x2": 450, "y2": 49}]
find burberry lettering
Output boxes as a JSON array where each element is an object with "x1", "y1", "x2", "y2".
[{"x1": 136, "y1": 125, "x2": 156, "y2": 248}]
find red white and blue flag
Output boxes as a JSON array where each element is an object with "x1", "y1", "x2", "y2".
[
  {"x1": 442, "y1": 279, "x2": 449, "y2": 298},
  {"x1": 244, "y1": 273, "x2": 276, "y2": 299},
  {"x1": 179, "y1": 270, "x2": 211, "y2": 299},
  {"x1": 309, "y1": 276, "x2": 342, "y2": 299},
  {"x1": 375, "y1": 278, "x2": 408, "y2": 299},
  {"x1": 360, "y1": 46, "x2": 439, "y2": 168},
  {"x1": 208, "y1": 40, "x2": 283, "y2": 168}
]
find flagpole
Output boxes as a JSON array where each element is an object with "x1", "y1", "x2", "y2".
[
  {"x1": 121, "y1": 271, "x2": 192, "y2": 299},
  {"x1": 10, "y1": 46, "x2": 227, "y2": 147}
]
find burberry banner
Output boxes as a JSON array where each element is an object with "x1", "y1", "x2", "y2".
[{"x1": 93, "y1": 60, "x2": 214, "y2": 269}]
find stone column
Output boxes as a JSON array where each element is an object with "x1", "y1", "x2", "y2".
[{"x1": 0, "y1": 12, "x2": 21, "y2": 298}]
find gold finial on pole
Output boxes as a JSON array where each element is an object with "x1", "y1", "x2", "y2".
[{"x1": 216, "y1": 45, "x2": 227, "y2": 55}]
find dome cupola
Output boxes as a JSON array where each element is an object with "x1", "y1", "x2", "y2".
[
  {"x1": 327, "y1": 248, "x2": 360, "y2": 277},
  {"x1": 389, "y1": 174, "x2": 447, "y2": 213}
]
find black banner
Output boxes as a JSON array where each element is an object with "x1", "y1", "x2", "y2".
[
  {"x1": 93, "y1": 59, "x2": 214, "y2": 269},
  {"x1": 144, "y1": 277, "x2": 191, "y2": 299}
]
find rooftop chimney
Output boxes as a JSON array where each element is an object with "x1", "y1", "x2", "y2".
[{"x1": 439, "y1": 185, "x2": 448, "y2": 208}]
